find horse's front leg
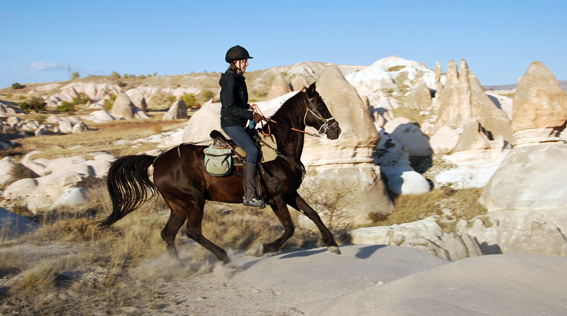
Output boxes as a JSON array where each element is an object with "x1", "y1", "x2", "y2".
[
  {"x1": 286, "y1": 191, "x2": 341, "y2": 255},
  {"x1": 263, "y1": 197, "x2": 295, "y2": 254}
]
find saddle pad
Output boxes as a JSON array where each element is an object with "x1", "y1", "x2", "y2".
[{"x1": 234, "y1": 133, "x2": 278, "y2": 163}]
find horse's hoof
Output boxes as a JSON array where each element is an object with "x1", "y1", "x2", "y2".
[{"x1": 328, "y1": 246, "x2": 341, "y2": 255}]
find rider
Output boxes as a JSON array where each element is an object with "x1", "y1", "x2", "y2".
[{"x1": 219, "y1": 45, "x2": 265, "y2": 208}]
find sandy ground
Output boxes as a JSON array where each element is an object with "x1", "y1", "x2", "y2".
[{"x1": 126, "y1": 244, "x2": 567, "y2": 316}]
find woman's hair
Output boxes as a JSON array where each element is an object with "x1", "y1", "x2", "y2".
[{"x1": 229, "y1": 61, "x2": 244, "y2": 74}]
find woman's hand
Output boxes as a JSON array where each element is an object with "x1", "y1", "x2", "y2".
[{"x1": 252, "y1": 112, "x2": 264, "y2": 123}]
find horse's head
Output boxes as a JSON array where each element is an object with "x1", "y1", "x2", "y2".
[{"x1": 303, "y1": 83, "x2": 341, "y2": 140}]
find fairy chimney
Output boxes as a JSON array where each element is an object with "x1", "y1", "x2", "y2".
[
  {"x1": 511, "y1": 61, "x2": 567, "y2": 144},
  {"x1": 266, "y1": 73, "x2": 292, "y2": 100}
]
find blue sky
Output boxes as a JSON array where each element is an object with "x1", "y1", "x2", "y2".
[{"x1": 1, "y1": 0, "x2": 565, "y2": 89}]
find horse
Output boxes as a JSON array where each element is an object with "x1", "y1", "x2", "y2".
[{"x1": 100, "y1": 82, "x2": 342, "y2": 264}]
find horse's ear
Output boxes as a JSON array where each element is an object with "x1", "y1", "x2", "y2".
[{"x1": 306, "y1": 82, "x2": 316, "y2": 97}]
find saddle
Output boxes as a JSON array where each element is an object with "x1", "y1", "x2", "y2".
[{"x1": 203, "y1": 130, "x2": 278, "y2": 177}]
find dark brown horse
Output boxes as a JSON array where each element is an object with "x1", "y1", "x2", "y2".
[{"x1": 100, "y1": 83, "x2": 342, "y2": 264}]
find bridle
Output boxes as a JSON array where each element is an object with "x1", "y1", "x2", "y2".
[{"x1": 291, "y1": 95, "x2": 337, "y2": 138}]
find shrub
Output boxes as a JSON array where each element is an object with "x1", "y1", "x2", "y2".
[
  {"x1": 57, "y1": 101, "x2": 76, "y2": 113},
  {"x1": 110, "y1": 71, "x2": 121, "y2": 78},
  {"x1": 200, "y1": 90, "x2": 214, "y2": 102},
  {"x1": 6, "y1": 93, "x2": 13, "y2": 98},
  {"x1": 72, "y1": 92, "x2": 90, "y2": 105},
  {"x1": 166, "y1": 95, "x2": 176, "y2": 104},
  {"x1": 71, "y1": 72, "x2": 80, "y2": 80},
  {"x1": 117, "y1": 81, "x2": 127, "y2": 88},
  {"x1": 104, "y1": 95, "x2": 117, "y2": 110},
  {"x1": 181, "y1": 93, "x2": 197, "y2": 108},
  {"x1": 19, "y1": 102, "x2": 30, "y2": 112},
  {"x1": 138, "y1": 74, "x2": 146, "y2": 79},
  {"x1": 11, "y1": 82, "x2": 23, "y2": 89},
  {"x1": 28, "y1": 96, "x2": 46, "y2": 112}
]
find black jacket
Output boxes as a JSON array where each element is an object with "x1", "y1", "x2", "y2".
[{"x1": 219, "y1": 68, "x2": 253, "y2": 128}]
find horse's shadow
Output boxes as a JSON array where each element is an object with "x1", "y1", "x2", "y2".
[{"x1": 238, "y1": 244, "x2": 388, "y2": 272}]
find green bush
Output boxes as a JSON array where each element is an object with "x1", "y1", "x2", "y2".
[
  {"x1": 19, "y1": 96, "x2": 45, "y2": 113},
  {"x1": 11, "y1": 82, "x2": 24, "y2": 89},
  {"x1": 181, "y1": 93, "x2": 199, "y2": 108},
  {"x1": 71, "y1": 72, "x2": 80, "y2": 80},
  {"x1": 72, "y1": 92, "x2": 90, "y2": 105},
  {"x1": 117, "y1": 81, "x2": 127, "y2": 88},
  {"x1": 104, "y1": 95, "x2": 117, "y2": 110},
  {"x1": 138, "y1": 74, "x2": 146, "y2": 79},
  {"x1": 19, "y1": 102, "x2": 30, "y2": 112},
  {"x1": 57, "y1": 101, "x2": 76, "y2": 113},
  {"x1": 166, "y1": 95, "x2": 177, "y2": 104},
  {"x1": 110, "y1": 71, "x2": 121, "y2": 78},
  {"x1": 200, "y1": 90, "x2": 214, "y2": 102}
]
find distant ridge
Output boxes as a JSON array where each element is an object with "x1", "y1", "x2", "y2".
[{"x1": 483, "y1": 80, "x2": 567, "y2": 91}]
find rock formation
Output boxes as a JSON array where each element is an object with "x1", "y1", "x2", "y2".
[
  {"x1": 351, "y1": 217, "x2": 482, "y2": 261},
  {"x1": 125, "y1": 88, "x2": 148, "y2": 112},
  {"x1": 434, "y1": 59, "x2": 514, "y2": 150},
  {"x1": 265, "y1": 73, "x2": 292, "y2": 100},
  {"x1": 405, "y1": 79, "x2": 432, "y2": 110},
  {"x1": 511, "y1": 61, "x2": 567, "y2": 145},
  {"x1": 384, "y1": 117, "x2": 432, "y2": 157},
  {"x1": 111, "y1": 92, "x2": 135, "y2": 119},
  {"x1": 300, "y1": 65, "x2": 394, "y2": 226},
  {"x1": 290, "y1": 74, "x2": 310, "y2": 91},
  {"x1": 163, "y1": 99, "x2": 188, "y2": 120}
]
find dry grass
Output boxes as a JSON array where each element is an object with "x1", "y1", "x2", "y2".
[
  {"x1": 1, "y1": 115, "x2": 187, "y2": 160},
  {"x1": 367, "y1": 187, "x2": 487, "y2": 233}
]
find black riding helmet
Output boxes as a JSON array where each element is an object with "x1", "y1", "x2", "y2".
[{"x1": 225, "y1": 45, "x2": 253, "y2": 63}]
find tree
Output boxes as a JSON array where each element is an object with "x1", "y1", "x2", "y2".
[
  {"x1": 71, "y1": 72, "x2": 80, "y2": 80},
  {"x1": 11, "y1": 82, "x2": 23, "y2": 89},
  {"x1": 110, "y1": 71, "x2": 121, "y2": 78}
]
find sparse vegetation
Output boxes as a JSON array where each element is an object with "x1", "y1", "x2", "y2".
[
  {"x1": 110, "y1": 71, "x2": 121, "y2": 78},
  {"x1": 200, "y1": 90, "x2": 214, "y2": 103},
  {"x1": 71, "y1": 72, "x2": 80, "y2": 80},
  {"x1": 104, "y1": 94, "x2": 117, "y2": 110},
  {"x1": 181, "y1": 93, "x2": 199, "y2": 109},
  {"x1": 57, "y1": 101, "x2": 76, "y2": 113},
  {"x1": 19, "y1": 96, "x2": 46, "y2": 113},
  {"x1": 11, "y1": 82, "x2": 24, "y2": 89},
  {"x1": 366, "y1": 187, "x2": 487, "y2": 233}
]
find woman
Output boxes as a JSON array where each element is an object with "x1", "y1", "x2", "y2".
[{"x1": 219, "y1": 45, "x2": 265, "y2": 208}]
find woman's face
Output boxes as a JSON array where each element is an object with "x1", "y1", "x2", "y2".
[{"x1": 235, "y1": 59, "x2": 249, "y2": 73}]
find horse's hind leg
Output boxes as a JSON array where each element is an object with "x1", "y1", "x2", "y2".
[
  {"x1": 181, "y1": 200, "x2": 231, "y2": 264},
  {"x1": 286, "y1": 191, "x2": 341, "y2": 254},
  {"x1": 263, "y1": 197, "x2": 295, "y2": 254},
  {"x1": 160, "y1": 203, "x2": 187, "y2": 260}
]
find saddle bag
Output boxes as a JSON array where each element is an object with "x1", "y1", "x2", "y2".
[{"x1": 203, "y1": 144, "x2": 233, "y2": 177}]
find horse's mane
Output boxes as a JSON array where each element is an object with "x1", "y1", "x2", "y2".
[{"x1": 262, "y1": 90, "x2": 309, "y2": 148}]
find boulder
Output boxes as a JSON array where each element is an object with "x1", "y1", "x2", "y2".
[
  {"x1": 111, "y1": 92, "x2": 135, "y2": 119},
  {"x1": 0, "y1": 157, "x2": 16, "y2": 188},
  {"x1": 0, "y1": 207, "x2": 40, "y2": 240},
  {"x1": 457, "y1": 209, "x2": 567, "y2": 256},
  {"x1": 59, "y1": 120, "x2": 74, "y2": 133},
  {"x1": 429, "y1": 126, "x2": 460, "y2": 154},
  {"x1": 126, "y1": 88, "x2": 148, "y2": 112},
  {"x1": 163, "y1": 99, "x2": 188, "y2": 120},
  {"x1": 72, "y1": 122, "x2": 90, "y2": 133},
  {"x1": 83, "y1": 110, "x2": 116, "y2": 123},
  {"x1": 511, "y1": 61, "x2": 567, "y2": 142},
  {"x1": 480, "y1": 143, "x2": 567, "y2": 212},
  {"x1": 7, "y1": 116, "x2": 22, "y2": 127},
  {"x1": 384, "y1": 117, "x2": 432, "y2": 157},
  {"x1": 452, "y1": 120, "x2": 492, "y2": 152},
  {"x1": 266, "y1": 73, "x2": 292, "y2": 100},
  {"x1": 0, "y1": 102, "x2": 20, "y2": 117},
  {"x1": 350, "y1": 217, "x2": 482, "y2": 261}
]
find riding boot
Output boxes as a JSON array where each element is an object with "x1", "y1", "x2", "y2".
[{"x1": 243, "y1": 163, "x2": 266, "y2": 208}]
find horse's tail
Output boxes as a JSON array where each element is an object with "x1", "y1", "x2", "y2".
[{"x1": 99, "y1": 155, "x2": 158, "y2": 228}]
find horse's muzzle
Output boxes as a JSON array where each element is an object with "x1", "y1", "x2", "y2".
[{"x1": 326, "y1": 121, "x2": 341, "y2": 140}]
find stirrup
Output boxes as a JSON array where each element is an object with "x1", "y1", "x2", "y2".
[{"x1": 243, "y1": 196, "x2": 266, "y2": 209}]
